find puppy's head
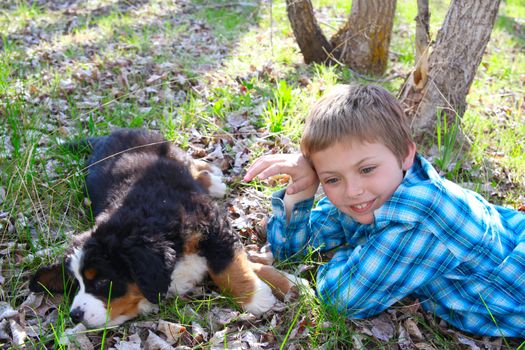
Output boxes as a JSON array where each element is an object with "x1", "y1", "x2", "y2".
[{"x1": 30, "y1": 229, "x2": 174, "y2": 328}]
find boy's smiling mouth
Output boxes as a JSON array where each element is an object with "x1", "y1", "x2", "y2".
[{"x1": 349, "y1": 199, "x2": 375, "y2": 213}]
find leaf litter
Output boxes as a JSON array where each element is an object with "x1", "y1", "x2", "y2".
[{"x1": 1, "y1": 0, "x2": 524, "y2": 348}]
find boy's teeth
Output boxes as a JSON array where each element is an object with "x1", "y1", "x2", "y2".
[{"x1": 353, "y1": 201, "x2": 372, "y2": 210}]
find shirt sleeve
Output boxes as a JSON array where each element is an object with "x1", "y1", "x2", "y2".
[
  {"x1": 267, "y1": 189, "x2": 357, "y2": 260},
  {"x1": 316, "y1": 223, "x2": 459, "y2": 318}
]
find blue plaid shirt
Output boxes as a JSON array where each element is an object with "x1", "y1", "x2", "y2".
[{"x1": 268, "y1": 154, "x2": 525, "y2": 337}]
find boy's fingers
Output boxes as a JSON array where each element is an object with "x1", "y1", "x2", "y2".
[
  {"x1": 286, "y1": 177, "x2": 315, "y2": 195},
  {"x1": 286, "y1": 181, "x2": 304, "y2": 195},
  {"x1": 244, "y1": 154, "x2": 299, "y2": 182},
  {"x1": 243, "y1": 168, "x2": 258, "y2": 182},
  {"x1": 244, "y1": 158, "x2": 270, "y2": 181},
  {"x1": 257, "y1": 164, "x2": 286, "y2": 180}
]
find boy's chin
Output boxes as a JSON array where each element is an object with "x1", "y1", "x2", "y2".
[
  {"x1": 355, "y1": 216, "x2": 374, "y2": 225},
  {"x1": 344, "y1": 211, "x2": 375, "y2": 225}
]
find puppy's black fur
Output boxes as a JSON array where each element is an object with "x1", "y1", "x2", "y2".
[{"x1": 86, "y1": 130, "x2": 239, "y2": 300}]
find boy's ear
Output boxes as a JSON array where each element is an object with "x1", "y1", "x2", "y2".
[
  {"x1": 402, "y1": 141, "x2": 417, "y2": 171},
  {"x1": 29, "y1": 263, "x2": 74, "y2": 294}
]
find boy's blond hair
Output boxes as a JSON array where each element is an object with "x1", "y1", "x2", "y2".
[{"x1": 300, "y1": 84, "x2": 413, "y2": 163}]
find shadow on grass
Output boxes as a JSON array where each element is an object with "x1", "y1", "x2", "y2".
[{"x1": 1, "y1": 0, "x2": 262, "y2": 83}]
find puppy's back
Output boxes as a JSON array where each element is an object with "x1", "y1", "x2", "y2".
[{"x1": 85, "y1": 129, "x2": 185, "y2": 217}]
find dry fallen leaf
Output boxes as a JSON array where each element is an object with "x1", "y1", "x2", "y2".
[
  {"x1": 112, "y1": 333, "x2": 143, "y2": 350},
  {"x1": 191, "y1": 321, "x2": 208, "y2": 343},
  {"x1": 209, "y1": 327, "x2": 229, "y2": 347},
  {"x1": 10, "y1": 320, "x2": 27, "y2": 346},
  {"x1": 397, "y1": 324, "x2": 414, "y2": 350},
  {"x1": 370, "y1": 313, "x2": 395, "y2": 342},
  {"x1": 414, "y1": 342, "x2": 437, "y2": 350},
  {"x1": 208, "y1": 307, "x2": 240, "y2": 329},
  {"x1": 157, "y1": 320, "x2": 186, "y2": 345},
  {"x1": 240, "y1": 330, "x2": 266, "y2": 350},
  {"x1": 144, "y1": 329, "x2": 174, "y2": 350},
  {"x1": 404, "y1": 318, "x2": 424, "y2": 341},
  {"x1": 352, "y1": 333, "x2": 366, "y2": 350},
  {"x1": 59, "y1": 323, "x2": 94, "y2": 350},
  {"x1": 0, "y1": 302, "x2": 17, "y2": 320}
]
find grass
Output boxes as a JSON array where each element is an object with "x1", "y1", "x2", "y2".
[{"x1": 0, "y1": 0, "x2": 524, "y2": 348}]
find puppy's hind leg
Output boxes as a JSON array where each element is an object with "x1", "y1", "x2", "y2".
[
  {"x1": 208, "y1": 250, "x2": 277, "y2": 315},
  {"x1": 191, "y1": 160, "x2": 227, "y2": 198}
]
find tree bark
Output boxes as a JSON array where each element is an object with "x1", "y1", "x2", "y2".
[
  {"x1": 285, "y1": 0, "x2": 395, "y2": 76},
  {"x1": 330, "y1": 0, "x2": 397, "y2": 76},
  {"x1": 400, "y1": 0, "x2": 430, "y2": 101},
  {"x1": 285, "y1": 0, "x2": 333, "y2": 64},
  {"x1": 415, "y1": 0, "x2": 430, "y2": 64},
  {"x1": 402, "y1": 0, "x2": 501, "y2": 141}
]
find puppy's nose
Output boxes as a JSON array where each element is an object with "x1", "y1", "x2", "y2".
[{"x1": 70, "y1": 307, "x2": 84, "y2": 324}]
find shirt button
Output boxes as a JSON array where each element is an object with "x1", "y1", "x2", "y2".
[{"x1": 293, "y1": 209, "x2": 299, "y2": 215}]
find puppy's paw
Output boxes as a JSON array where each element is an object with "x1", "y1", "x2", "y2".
[
  {"x1": 192, "y1": 160, "x2": 227, "y2": 198},
  {"x1": 242, "y1": 277, "x2": 278, "y2": 315},
  {"x1": 206, "y1": 169, "x2": 227, "y2": 198},
  {"x1": 280, "y1": 271, "x2": 314, "y2": 298}
]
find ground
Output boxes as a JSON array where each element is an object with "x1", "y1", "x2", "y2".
[{"x1": 0, "y1": 0, "x2": 524, "y2": 349}]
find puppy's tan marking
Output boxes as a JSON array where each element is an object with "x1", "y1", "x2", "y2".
[
  {"x1": 251, "y1": 263, "x2": 293, "y2": 300},
  {"x1": 190, "y1": 160, "x2": 212, "y2": 186},
  {"x1": 192, "y1": 159, "x2": 212, "y2": 172},
  {"x1": 109, "y1": 283, "x2": 147, "y2": 320},
  {"x1": 208, "y1": 250, "x2": 258, "y2": 306},
  {"x1": 183, "y1": 233, "x2": 202, "y2": 254},
  {"x1": 195, "y1": 171, "x2": 212, "y2": 190},
  {"x1": 83, "y1": 268, "x2": 98, "y2": 281}
]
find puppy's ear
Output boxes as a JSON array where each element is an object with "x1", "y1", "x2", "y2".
[
  {"x1": 30, "y1": 262, "x2": 74, "y2": 294},
  {"x1": 124, "y1": 246, "x2": 175, "y2": 303}
]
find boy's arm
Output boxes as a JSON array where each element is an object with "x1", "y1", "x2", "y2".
[
  {"x1": 283, "y1": 182, "x2": 318, "y2": 223},
  {"x1": 316, "y1": 224, "x2": 459, "y2": 318},
  {"x1": 267, "y1": 192, "x2": 349, "y2": 260},
  {"x1": 244, "y1": 153, "x2": 320, "y2": 223},
  {"x1": 245, "y1": 153, "x2": 350, "y2": 259}
]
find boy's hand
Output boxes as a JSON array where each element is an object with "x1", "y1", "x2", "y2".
[{"x1": 243, "y1": 154, "x2": 319, "y2": 195}]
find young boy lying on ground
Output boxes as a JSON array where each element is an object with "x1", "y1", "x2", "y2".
[{"x1": 244, "y1": 84, "x2": 525, "y2": 337}]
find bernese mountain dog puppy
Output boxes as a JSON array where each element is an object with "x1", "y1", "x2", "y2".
[{"x1": 30, "y1": 129, "x2": 305, "y2": 328}]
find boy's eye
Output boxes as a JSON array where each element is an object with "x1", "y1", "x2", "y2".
[
  {"x1": 324, "y1": 178, "x2": 339, "y2": 185},
  {"x1": 361, "y1": 166, "x2": 376, "y2": 174}
]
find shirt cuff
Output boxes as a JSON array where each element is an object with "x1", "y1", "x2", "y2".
[{"x1": 271, "y1": 189, "x2": 315, "y2": 225}]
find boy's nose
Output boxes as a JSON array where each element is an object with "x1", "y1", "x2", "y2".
[{"x1": 345, "y1": 183, "x2": 364, "y2": 198}]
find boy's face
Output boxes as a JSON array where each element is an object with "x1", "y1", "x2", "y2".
[{"x1": 310, "y1": 140, "x2": 416, "y2": 224}]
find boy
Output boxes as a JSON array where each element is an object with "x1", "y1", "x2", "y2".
[{"x1": 244, "y1": 84, "x2": 525, "y2": 337}]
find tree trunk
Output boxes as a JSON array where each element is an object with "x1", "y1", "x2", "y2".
[
  {"x1": 331, "y1": 0, "x2": 397, "y2": 76},
  {"x1": 402, "y1": 0, "x2": 501, "y2": 141},
  {"x1": 285, "y1": 0, "x2": 395, "y2": 76},
  {"x1": 285, "y1": 0, "x2": 333, "y2": 64}
]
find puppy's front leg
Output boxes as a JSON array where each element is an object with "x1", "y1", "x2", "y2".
[
  {"x1": 208, "y1": 250, "x2": 277, "y2": 315},
  {"x1": 251, "y1": 263, "x2": 311, "y2": 300}
]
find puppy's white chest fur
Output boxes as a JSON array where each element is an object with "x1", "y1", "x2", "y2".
[{"x1": 168, "y1": 254, "x2": 208, "y2": 296}]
